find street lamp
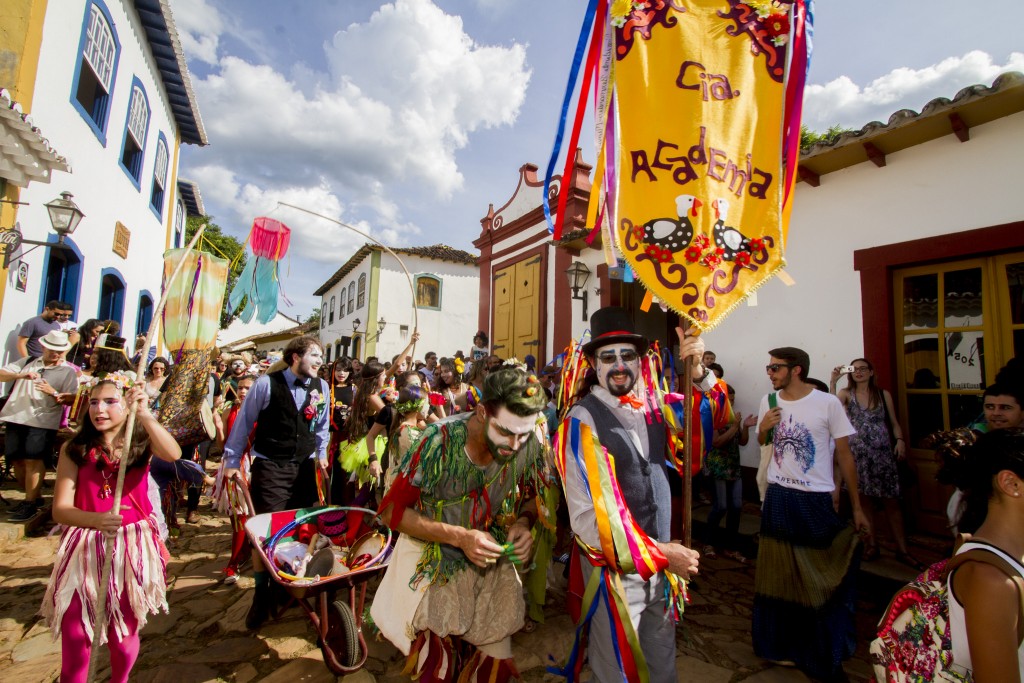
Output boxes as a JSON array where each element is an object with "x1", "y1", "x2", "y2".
[
  {"x1": 0, "y1": 190, "x2": 85, "y2": 267},
  {"x1": 565, "y1": 261, "x2": 591, "y2": 321},
  {"x1": 352, "y1": 318, "x2": 361, "y2": 333},
  {"x1": 367, "y1": 317, "x2": 387, "y2": 343},
  {"x1": 44, "y1": 191, "x2": 84, "y2": 241}
]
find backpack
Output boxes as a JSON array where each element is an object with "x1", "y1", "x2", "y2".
[{"x1": 869, "y1": 537, "x2": 1024, "y2": 682}]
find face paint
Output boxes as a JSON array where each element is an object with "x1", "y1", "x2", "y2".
[
  {"x1": 593, "y1": 343, "x2": 640, "y2": 397},
  {"x1": 297, "y1": 347, "x2": 324, "y2": 379},
  {"x1": 483, "y1": 407, "x2": 537, "y2": 463},
  {"x1": 89, "y1": 383, "x2": 126, "y2": 432}
]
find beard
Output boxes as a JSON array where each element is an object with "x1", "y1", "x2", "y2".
[
  {"x1": 601, "y1": 368, "x2": 637, "y2": 397},
  {"x1": 485, "y1": 431, "x2": 519, "y2": 463}
]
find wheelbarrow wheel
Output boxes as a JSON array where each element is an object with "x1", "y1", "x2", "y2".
[{"x1": 320, "y1": 598, "x2": 360, "y2": 671}]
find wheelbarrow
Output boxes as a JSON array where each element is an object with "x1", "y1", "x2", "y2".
[{"x1": 243, "y1": 500, "x2": 392, "y2": 675}]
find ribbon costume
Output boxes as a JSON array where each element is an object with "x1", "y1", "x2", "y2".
[{"x1": 552, "y1": 307, "x2": 729, "y2": 682}]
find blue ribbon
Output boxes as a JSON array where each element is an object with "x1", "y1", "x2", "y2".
[{"x1": 542, "y1": 0, "x2": 599, "y2": 234}]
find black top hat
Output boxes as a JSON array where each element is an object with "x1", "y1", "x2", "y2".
[{"x1": 581, "y1": 307, "x2": 648, "y2": 356}]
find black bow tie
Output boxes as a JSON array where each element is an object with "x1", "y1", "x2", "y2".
[{"x1": 294, "y1": 378, "x2": 309, "y2": 389}]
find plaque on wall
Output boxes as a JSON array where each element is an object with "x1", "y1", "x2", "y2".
[{"x1": 113, "y1": 222, "x2": 130, "y2": 258}]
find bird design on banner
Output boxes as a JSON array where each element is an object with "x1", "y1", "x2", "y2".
[
  {"x1": 711, "y1": 198, "x2": 754, "y2": 260},
  {"x1": 640, "y1": 194, "x2": 703, "y2": 253},
  {"x1": 227, "y1": 217, "x2": 292, "y2": 324}
]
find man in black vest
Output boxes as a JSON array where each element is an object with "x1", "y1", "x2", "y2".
[
  {"x1": 222, "y1": 335, "x2": 329, "y2": 630},
  {"x1": 558, "y1": 307, "x2": 726, "y2": 682}
]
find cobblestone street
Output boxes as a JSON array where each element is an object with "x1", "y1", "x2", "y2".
[{"x1": 0, "y1": 481, "x2": 943, "y2": 683}]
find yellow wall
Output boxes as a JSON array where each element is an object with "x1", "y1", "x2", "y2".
[
  {"x1": 0, "y1": 0, "x2": 48, "y2": 107},
  {"x1": 0, "y1": 0, "x2": 48, "y2": 309}
]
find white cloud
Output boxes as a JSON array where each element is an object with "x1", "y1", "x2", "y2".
[
  {"x1": 169, "y1": 0, "x2": 224, "y2": 65},
  {"x1": 183, "y1": 0, "x2": 531, "y2": 248},
  {"x1": 803, "y1": 51, "x2": 1024, "y2": 132},
  {"x1": 187, "y1": 165, "x2": 382, "y2": 266}
]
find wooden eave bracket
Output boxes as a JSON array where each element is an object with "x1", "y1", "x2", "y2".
[
  {"x1": 863, "y1": 142, "x2": 886, "y2": 167},
  {"x1": 949, "y1": 113, "x2": 970, "y2": 142},
  {"x1": 797, "y1": 165, "x2": 820, "y2": 187}
]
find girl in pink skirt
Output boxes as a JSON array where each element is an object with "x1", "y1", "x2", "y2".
[{"x1": 42, "y1": 373, "x2": 181, "y2": 682}]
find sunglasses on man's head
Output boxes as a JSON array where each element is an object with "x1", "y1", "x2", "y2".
[
  {"x1": 766, "y1": 363, "x2": 794, "y2": 372},
  {"x1": 597, "y1": 350, "x2": 640, "y2": 364}
]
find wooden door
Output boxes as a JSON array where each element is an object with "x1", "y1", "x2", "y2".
[
  {"x1": 491, "y1": 255, "x2": 542, "y2": 361},
  {"x1": 894, "y1": 251, "x2": 1023, "y2": 534},
  {"x1": 492, "y1": 265, "x2": 514, "y2": 357},
  {"x1": 512, "y1": 257, "x2": 541, "y2": 360}
]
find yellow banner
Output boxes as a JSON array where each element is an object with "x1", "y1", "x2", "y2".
[{"x1": 613, "y1": 1, "x2": 794, "y2": 330}]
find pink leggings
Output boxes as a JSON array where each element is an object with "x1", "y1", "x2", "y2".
[{"x1": 60, "y1": 593, "x2": 140, "y2": 683}]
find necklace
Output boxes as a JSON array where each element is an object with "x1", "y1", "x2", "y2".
[{"x1": 99, "y1": 468, "x2": 114, "y2": 499}]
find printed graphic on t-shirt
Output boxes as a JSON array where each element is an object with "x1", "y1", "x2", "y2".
[{"x1": 774, "y1": 416, "x2": 815, "y2": 473}]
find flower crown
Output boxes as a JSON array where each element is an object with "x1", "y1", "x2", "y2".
[
  {"x1": 394, "y1": 397, "x2": 426, "y2": 415},
  {"x1": 82, "y1": 371, "x2": 136, "y2": 392}
]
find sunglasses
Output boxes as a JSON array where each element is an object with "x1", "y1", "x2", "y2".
[
  {"x1": 766, "y1": 363, "x2": 794, "y2": 372},
  {"x1": 597, "y1": 350, "x2": 640, "y2": 364},
  {"x1": 55, "y1": 314, "x2": 71, "y2": 320}
]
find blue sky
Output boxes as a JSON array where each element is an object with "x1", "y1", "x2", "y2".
[{"x1": 170, "y1": 0, "x2": 1023, "y2": 319}]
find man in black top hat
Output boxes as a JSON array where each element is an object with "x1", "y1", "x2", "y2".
[
  {"x1": 222, "y1": 334, "x2": 329, "y2": 630},
  {"x1": 556, "y1": 306, "x2": 728, "y2": 682}
]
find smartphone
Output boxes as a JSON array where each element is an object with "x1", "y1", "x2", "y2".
[{"x1": 839, "y1": 365, "x2": 855, "y2": 374}]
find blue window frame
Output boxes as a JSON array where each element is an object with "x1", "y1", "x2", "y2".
[
  {"x1": 39, "y1": 236, "x2": 84, "y2": 316},
  {"x1": 118, "y1": 77, "x2": 150, "y2": 188},
  {"x1": 70, "y1": 0, "x2": 120, "y2": 144},
  {"x1": 136, "y1": 290, "x2": 154, "y2": 336},
  {"x1": 174, "y1": 198, "x2": 185, "y2": 248},
  {"x1": 98, "y1": 267, "x2": 126, "y2": 325},
  {"x1": 150, "y1": 134, "x2": 169, "y2": 218}
]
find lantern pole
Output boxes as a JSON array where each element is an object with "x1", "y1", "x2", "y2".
[{"x1": 277, "y1": 202, "x2": 420, "y2": 358}]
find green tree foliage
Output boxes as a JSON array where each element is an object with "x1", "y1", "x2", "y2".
[
  {"x1": 184, "y1": 216, "x2": 247, "y2": 328},
  {"x1": 305, "y1": 307, "x2": 321, "y2": 330},
  {"x1": 800, "y1": 124, "x2": 854, "y2": 150}
]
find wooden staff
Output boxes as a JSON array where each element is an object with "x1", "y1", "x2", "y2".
[
  {"x1": 681, "y1": 320, "x2": 697, "y2": 549},
  {"x1": 276, "y1": 202, "x2": 420, "y2": 359},
  {"x1": 86, "y1": 222, "x2": 208, "y2": 682}
]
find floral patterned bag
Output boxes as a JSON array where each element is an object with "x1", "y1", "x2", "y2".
[{"x1": 869, "y1": 541, "x2": 1024, "y2": 682}]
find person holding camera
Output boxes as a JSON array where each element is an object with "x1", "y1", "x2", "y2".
[{"x1": 830, "y1": 358, "x2": 921, "y2": 569}]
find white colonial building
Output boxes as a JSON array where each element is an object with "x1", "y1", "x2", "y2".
[
  {"x1": 315, "y1": 244, "x2": 479, "y2": 364},
  {"x1": 0, "y1": 0, "x2": 207, "y2": 360}
]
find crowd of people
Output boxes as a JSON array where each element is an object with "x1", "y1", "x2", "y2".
[{"x1": 1, "y1": 298, "x2": 1021, "y2": 682}]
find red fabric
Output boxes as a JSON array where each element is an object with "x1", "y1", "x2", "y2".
[
  {"x1": 552, "y1": 0, "x2": 606, "y2": 240},
  {"x1": 567, "y1": 550, "x2": 584, "y2": 623}
]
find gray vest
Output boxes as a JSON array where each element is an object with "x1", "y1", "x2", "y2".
[{"x1": 578, "y1": 394, "x2": 671, "y2": 542}]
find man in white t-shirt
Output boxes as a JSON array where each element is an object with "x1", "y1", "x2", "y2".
[{"x1": 752, "y1": 346, "x2": 870, "y2": 681}]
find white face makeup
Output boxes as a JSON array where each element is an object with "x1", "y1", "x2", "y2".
[
  {"x1": 593, "y1": 343, "x2": 640, "y2": 397},
  {"x1": 296, "y1": 346, "x2": 324, "y2": 379},
  {"x1": 484, "y1": 406, "x2": 537, "y2": 462}
]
